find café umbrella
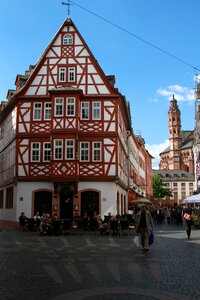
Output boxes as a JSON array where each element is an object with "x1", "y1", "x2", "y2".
[
  {"x1": 133, "y1": 198, "x2": 152, "y2": 205},
  {"x1": 183, "y1": 193, "x2": 200, "y2": 204}
]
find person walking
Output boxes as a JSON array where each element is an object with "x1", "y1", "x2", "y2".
[
  {"x1": 135, "y1": 204, "x2": 154, "y2": 252},
  {"x1": 182, "y1": 203, "x2": 193, "y2": 239}
]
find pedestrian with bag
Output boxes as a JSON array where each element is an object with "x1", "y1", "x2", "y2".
[
  {"x1": 135, "y1": 204, "x2": 154, "y2": 252},
  {"x1": 182, "y1": 203, "x2": 193, "y2": 239}
]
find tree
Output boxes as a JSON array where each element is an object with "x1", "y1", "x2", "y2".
[{"x1": 152, "y1": 174, "x2": 172, "y2": 203}]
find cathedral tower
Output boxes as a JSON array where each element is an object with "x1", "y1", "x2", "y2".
[{"x1": 168, "y1": 95, "x2": 182, "y2": 169}]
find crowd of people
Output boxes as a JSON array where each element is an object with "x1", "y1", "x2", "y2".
[{"x1": 18, "y1": 202, "x2": 200, "y2": 244}]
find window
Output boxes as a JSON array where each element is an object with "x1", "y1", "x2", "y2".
[
  {"x1": 31, "y1": 142, "x2": 40, "y2": 162},
  {"x1": 59, "y1": 67, "x2": 66, "y2": 82},
  {"x1": 43, "y1": 142, "x2": 51, "y2": 162},
  {"x1": 0, "y1": 190, "x2": 3, "y2": 209},
  {"x1": 80, "y1": 142, "x2": 89, "y2": 161},
  {"x1": 81, "y1": 102, "x2": 89, "y2": 119},
  {"x1": 66, "y1": 98, "x2": 75, "y2": 116},
  {"x1": 54, "y1": 139, "x2": 63, "y2": 160},
  {"x1": 63, "y1": 33, "x2": 73, "y2": 45},
  {"x1": 33, "y1": 103, "x2": 42, "y2": 120},
  {"x1": 55, "y1": 98, "x2": 64, "y2": 116},
  {"x1": 6, "y1": 187, "x2": 13, "y2": 209},
  {"x1": 44, "y1": 103, "x2": 51, "y2": 120},
  {"x1": 93, "y1": 142, "x2": 101, "y2": 161},
  {"x1": 66, "y1": 139, "x2": 74, "y2": 159},
  {"x1": 68, "y1": 67, "x2": 76, "y2": 82},
  {"x1": 0, "y1": 124, "x2": 4, "y2": 140},
  {"x1": 92, "y1": 102, "x2": 101, "y2": 120}
]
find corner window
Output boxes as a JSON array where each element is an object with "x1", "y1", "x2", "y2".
[
  {"x1": 55, "y1": 98, "x2": 64, "y2": 116},
  {"x1": 66, "y1": 139, "x2": 74, "y2": 160},
  {"x1": 54, "y1": 139, "x2": 63, "y2": 160},
  {"x1": 43, "y1": 142, "x2": 51, "y2": 162},
  {"x1": 92, "y1": 102, "x2": 101, "y2": 120},
  {"x1": 93, "y1": 142, "x2": 101, "y2": 161},
  {"x1": 63, "y1": 33, "x2": 73, "y2": 45},
  {"x1": 80, "y1": 142, "x2": 89, "y2": 161},
  {"x1": 66, "y1": 98, "x2": 75, "y2": 116},
  {"x1": 31, "y1": 142, "x2": 40, "y2": 162},
  {"x1": 81, "y1": 102, "x2": 89, "y2": 119},
  {"x1": 44, "y1": 103, "x2": 52, "y2": 120},
  {"x1": 33, "y1": 103, "x2": 42, "y2": 120}
]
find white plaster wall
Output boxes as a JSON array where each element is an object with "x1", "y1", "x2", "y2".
[
  {"x1": 78, "y1": 181, "x2": 119, "y2": 218},
  {"x1": 15, "y1": 182, "x2": 54, "y2": 219},
  {"x1": 0, "y1": 182, "x2": 53, "y2": 222}
]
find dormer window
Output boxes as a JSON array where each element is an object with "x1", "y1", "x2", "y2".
[{"x1": 63, "y1": 34, "x2": 73, "y2": 45}]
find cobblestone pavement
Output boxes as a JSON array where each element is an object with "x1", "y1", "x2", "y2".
[{"x1": 0, "y1": 222, "x2": 200, "y2": 300}]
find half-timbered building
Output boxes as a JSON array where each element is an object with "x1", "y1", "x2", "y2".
[{"x1": 0, "y1": 17, "x2": 152, "y2": 227}]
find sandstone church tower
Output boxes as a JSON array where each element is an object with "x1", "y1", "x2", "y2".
[{"x1": 159, "y1": 95, "x2": 194, "y2": 172}]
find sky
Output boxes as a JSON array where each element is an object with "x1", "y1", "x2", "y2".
[{"x1": 0, "y1": 0, "x2": 200, "y2": 169}]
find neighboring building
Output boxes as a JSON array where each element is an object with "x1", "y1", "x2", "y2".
[
  {"x1": 155, "y1": 95, "x2": 195, "y2": 204},
  {"x1": 0, "y1": 17, "x2": 152, "y2": 227},
  {"x1": 152, "y1": 169, "x2": 195, "y2": 205},
  {"x1": 128, "y1": 133, "x2": 153, "y2": 204},
  {"x1": 193, "y1": 83, "x2": 200, "y2": 191}
]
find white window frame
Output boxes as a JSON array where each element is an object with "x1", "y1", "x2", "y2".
[
  {"x1": 44, "y1": 102, "x2": 52, "y2": 120},
  {"x1": 80, "y1": 142, "x2": 89, "y2": 162},
  {"x1": 43, "y1": 142, "x2": 51, "y2": 162},
  {"x1": 81, "y1": 102, "x2": 89, "y2": 120},
  {"x1": 92, "y1": 102, "x2": 101, "y2": 120},
  {"x1": 63, "y1": 33, "x2": 73, "y2": 45},
  {"x1": 54, "y1": 139, "x2": 63, "y2": 160},
  {"x1": 33, "y1": 103, "x2": 42, "y2": 120},
  {"x1": 59, "y1": 67, "x2": 66, "y2": 82},
  {"x1": 66, "y1": 97, "x2": 75, "y2": 116},
  {"x1": 93, "y1": 142, "x2": 101, "y2": 162},
  {"x1": 66, "y1": 139, "x2": 74, "y2": 160},
  {"x1": 31, "y1": 142, "x2": 40, "y2": 162},
  {"x1": 68, "y1": 67, "x2": 76, "y2": 82},
  {"x1": 55, "y1": 98, "x2": 64, "y2": 117}
]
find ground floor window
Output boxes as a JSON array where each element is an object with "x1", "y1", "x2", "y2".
[
  {"x1": 0, "y1": 189, "x2": 3, "y2": 208},
  {"x1": 6, "y1": 187, "x2": 13, "y2": 208}
]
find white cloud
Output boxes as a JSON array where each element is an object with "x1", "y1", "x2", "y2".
[
  {"x1": 146, "y1": 139, "x2": 169, "y2": 169},
  {"x1": 156, "y1": 84, "x2": 195, "y2": 102}
]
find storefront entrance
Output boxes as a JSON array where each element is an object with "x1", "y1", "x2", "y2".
[{"x1": 60, "y1": 191, "x2": 73, "y2": 220}]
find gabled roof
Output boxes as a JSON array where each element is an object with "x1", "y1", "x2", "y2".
[
  {"x1": 159, "y1": 130, "x2": 194, "y2": 155},
  {"x1": 152, "y1": 169, "x2": 194, "y2": 181}
]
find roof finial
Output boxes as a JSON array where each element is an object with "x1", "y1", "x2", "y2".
[{"x1": 62, "y1": 0, "x2": 71, "y2": 18}]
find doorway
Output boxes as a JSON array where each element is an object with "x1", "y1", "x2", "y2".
[{"x1": 60, "y1": 191, "x2": 73, "y2": 220}]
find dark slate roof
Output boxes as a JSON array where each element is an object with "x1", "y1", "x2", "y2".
[
  {"x1": 160, "y1": 130, "x2": 194, "y2": 155},
  {"x1": 152, "y1": 169, "x2": 195, "y2": 181}
]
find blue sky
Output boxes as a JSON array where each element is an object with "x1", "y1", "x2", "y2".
[{"x1": 0, "y1": 0, "x2": 199, "y2": 168}]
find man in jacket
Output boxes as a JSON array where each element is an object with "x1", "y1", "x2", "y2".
[{"x1": 135, "y1": 204, "x2": 154, "y2": 252}]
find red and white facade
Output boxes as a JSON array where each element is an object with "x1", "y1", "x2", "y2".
[{"x1": 0, "y1": 17, "x2": 152, "y2": 226}]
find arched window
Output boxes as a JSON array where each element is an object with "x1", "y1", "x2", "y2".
[{"x1": 63, "y1": 34, "x2": 73, "y2": 45}]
